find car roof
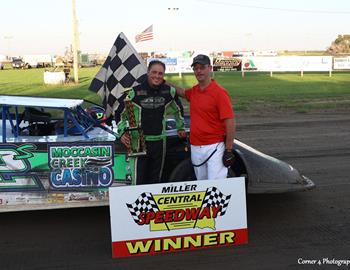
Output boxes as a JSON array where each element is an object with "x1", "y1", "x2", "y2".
[{"x1": 0, "y1": 95, "x2": 84, "y2": 109}]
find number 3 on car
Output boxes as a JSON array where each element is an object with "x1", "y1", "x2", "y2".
[{"x1": 0, "y1": 145, "x2": 43, "y2": 191}]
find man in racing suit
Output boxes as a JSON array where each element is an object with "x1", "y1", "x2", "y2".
[{"x1": 116, "y1": 60, "x2": 186, "y2": 185}]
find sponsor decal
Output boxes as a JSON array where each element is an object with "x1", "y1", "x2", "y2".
[
  {"x1": 68, "y1": 193, "x2": 90, "y2": 201},
  {"x1": 140, "y1": 96, "x2": 165, "y2": 109},
  {"x1": 136, "y1": 90, "x2": 147, "y2": 96},
  {"x1": 48, "y1": 193, "x2": 66, "y2": 203},
  {"x1": 0, "y1": 144, "x2": 43, "y2": 191},
  {"x1": 48, "y1": 143, "x2": 114, "y2": 189}
]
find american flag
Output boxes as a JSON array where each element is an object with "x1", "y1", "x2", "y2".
[
  {"x1": 89, "y1": 32, "x2": 147, "y2": 117},
  {"x1": 135, "y1": 25, "x2": 154, "y2": 43}
]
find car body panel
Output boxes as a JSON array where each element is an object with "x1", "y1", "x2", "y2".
[{"x1": 234, "y1": 140, "x2": 315, "y2": 193}]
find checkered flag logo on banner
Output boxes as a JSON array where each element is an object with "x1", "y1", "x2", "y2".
[
  {"x1": 89, "y1": 32, "x2": 147, "y2": 117},
  {"x1": 126, "y1": 192, "x2": 159, "y2": 224},
  {"x1": 202, "y1": 187, "x2": 231, "y2": 216}
]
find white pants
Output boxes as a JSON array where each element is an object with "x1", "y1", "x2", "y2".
[{"x1": 191, "y1": 142, "x2": 228, "y2": 180}]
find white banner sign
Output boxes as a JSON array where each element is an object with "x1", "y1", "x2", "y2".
[
  {"x1": 147, "y1": 57, "x2": 193, "y2": 74},
  {"x1": 333, "y1": 57, "x2": 350, "y2": 70},
  {"x1": 242, "y1": 56, "x2": 332, "y2": 72},
  {"x1": 109, "y1": 178, "x2": 247, "y2": 257}
]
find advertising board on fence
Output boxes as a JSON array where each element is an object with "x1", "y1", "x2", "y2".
[
  {"x1": 334, "y1": 57, "x2": 350, "y2": 70},
  {"x1": 242, "y1": 56, "x2": 333, "y2": 72},
  {"x1": 109, "y1": 178, "x2": 248, "y2": 258},
  {"x1": 147, "y1": 57, "x2": 193, "y2": 74},
  {"x1": 213, "y1": 58, "x2": 242, "y2": 71}
]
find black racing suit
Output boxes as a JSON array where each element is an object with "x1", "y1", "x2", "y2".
[{"x1": 116, "y1": 79, "x2": 184, "y2": 185}]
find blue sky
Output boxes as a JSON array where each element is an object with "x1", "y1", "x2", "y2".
[{"x1": 1, "y1": 0, "x2": 349, "y2": 56}]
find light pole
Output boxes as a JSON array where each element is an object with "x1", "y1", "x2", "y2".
[
  {"x1": 167, "y1": 7, "x2": 181, "y2": 77},
  {"x1": 72, "y1": 0, "x2": 79, "y2": 83},
  {"x1": 167, "y1": 7, "x2": 179, "y2": 52}
]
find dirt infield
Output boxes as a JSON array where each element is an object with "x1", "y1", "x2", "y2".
[{"x1": 1, "y1": 110, "x2": 349, "y2": 270}]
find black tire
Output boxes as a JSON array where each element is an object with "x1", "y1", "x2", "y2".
[
  {"x1": 170, "y1": 159, "x2": 240, "y2": 180},
  {"x1": 169, "y1": 158, "x2": 196, "y2": 182}
]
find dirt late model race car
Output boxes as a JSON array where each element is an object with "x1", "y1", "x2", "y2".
[{"x1": 0, "y1": 95, "x2": 315, "y2": 212}]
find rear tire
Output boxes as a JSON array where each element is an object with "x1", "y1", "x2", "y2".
[
  {"x1": 170, "y1": 159, "x2": 242, "y2": 181},
  {"x1": 168, "y1": 153, "x2": 248, "y2": 187},
  {"x1": 169, "y1": 159, "x2": 196, "y2": 182}
]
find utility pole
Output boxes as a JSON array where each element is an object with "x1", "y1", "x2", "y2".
[
  {"x1": 167, "y1": 7, "x2": 179, "y2": 52},
  {"x1": 167, "y1": 7, "x2": 181, "y2": 78},
  {"x1": 72, "y1": 0, "x2": 79, "y2": 83}
]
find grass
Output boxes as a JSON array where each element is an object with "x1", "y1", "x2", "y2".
[
  {"x1": 169, "y1": 71, "x2": 350, "y2": 113},
  {"x1": 1, "y1": 67, "x2": 350, "y2": 113},
  {"x1": 0, "y1": 67, "x2": 99, "y2": 102}
]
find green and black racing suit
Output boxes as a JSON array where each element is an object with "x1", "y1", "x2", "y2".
[{"x1": 116, "y1": 79, "x2": 185, "y2": 185}]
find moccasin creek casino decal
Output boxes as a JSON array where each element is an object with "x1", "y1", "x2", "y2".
[
  {"x1": 109, "y1": 178, "x2": 248, "y2": 258},
  {"x1": 48, "y1": 143, "x2": 114, "y2": 189}
]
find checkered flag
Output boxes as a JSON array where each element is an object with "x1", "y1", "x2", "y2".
[
  {"x1": 202, "y1": 187, "x2": 231, "y2": 216},
  {"x1": 89, "y1": 32, "x2": 147, "y2": 117},
  {"x1": 126, "y1": 192, "x2": 159, "y2": 224}
]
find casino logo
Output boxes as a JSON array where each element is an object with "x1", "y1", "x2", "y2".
[{"x1": 48, "y1": 143, "x2": 114, "y2": 189}]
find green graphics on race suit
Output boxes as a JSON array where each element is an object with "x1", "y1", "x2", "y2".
[{"x1": 116, "y1": 87, "x2": 184, "y2": 185}]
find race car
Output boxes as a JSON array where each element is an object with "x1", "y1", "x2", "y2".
[{"x1": 0, "y1": 95, "x2": 315, "y2": 212}]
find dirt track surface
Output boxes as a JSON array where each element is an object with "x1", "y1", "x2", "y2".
[{"x1": 1, "y1": 112, "x2": 350, "y2": 270}]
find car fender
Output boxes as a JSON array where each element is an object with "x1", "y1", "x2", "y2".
[{"x1": 234, "y1": 139, "x2": 315, "y2": 193}]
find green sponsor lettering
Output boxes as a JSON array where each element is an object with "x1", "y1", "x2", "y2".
[{"x1": 51, "y1": 148, "x2": 63, "y2": 158}]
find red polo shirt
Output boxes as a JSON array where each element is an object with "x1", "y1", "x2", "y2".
[{"x1": 185, "y1": 79, "x2": 234, "y2": 145}]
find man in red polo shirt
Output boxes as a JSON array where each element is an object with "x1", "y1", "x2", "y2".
[{"x1": 175, "y1": 54, "x2": 236, "y2": 180}]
